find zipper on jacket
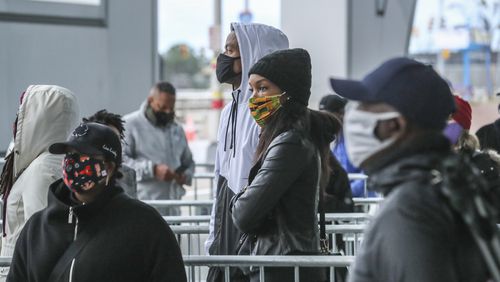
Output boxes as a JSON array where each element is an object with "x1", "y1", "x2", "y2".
[
  {"x1": 68, "y1": 207, "x2": 73, "y2": 224},
  {"x1": 69, "y1": 258, "x2": 76, "y2": 282},
  {"x1": 68, "y1": 207, "x2": 79, "y2": 241},
  {"x1": 73, "y1": 217, "x2": 79, "y2": 241}
]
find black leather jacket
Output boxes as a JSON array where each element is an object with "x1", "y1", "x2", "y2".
[{"x1": 232, "y1": 129, "x2": 320, "y2": 256}]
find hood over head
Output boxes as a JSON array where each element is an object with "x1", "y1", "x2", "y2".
[
  {"x1": 13, "y1": 85, "x2": 79, "y2": 176},
  {"x1": 231, "y1": 22, "x2": 289, "y2": 103}
]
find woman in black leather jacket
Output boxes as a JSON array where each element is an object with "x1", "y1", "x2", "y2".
[{"x1": 231, "y1": 48, "x2": 341, "y2": 282}]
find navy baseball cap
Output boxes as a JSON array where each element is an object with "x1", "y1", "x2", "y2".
[
  {"x1": 330, "y1": 57, "x2": 456, "y2": 130},
  {"x1": 49, "y1": 122, "x2": 122, "y2": 165}
]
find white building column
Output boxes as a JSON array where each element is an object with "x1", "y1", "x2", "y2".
[{"x1": 281, "y1": 0, "x2": 348, "y2": 109}]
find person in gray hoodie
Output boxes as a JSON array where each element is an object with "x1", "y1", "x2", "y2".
[
  {"x1": 123, "y1": 81, "x2": 195, "y2": 215},
  {"x1": 205, "y1": 23, "x2": 289, "y2": 282}
]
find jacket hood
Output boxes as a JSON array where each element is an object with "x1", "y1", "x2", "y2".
[
  {"x1": 231, "y1": 22, "x2": 289, "y2": 103},
  {"x1": 13, "y1": 85, "x2": 79, "y2": 177},
  {"x1": 215, "y1": 24, "x2": 289, "y2": 194}
]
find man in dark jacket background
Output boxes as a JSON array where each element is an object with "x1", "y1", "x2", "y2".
[
  {"x1": 476, "y1": 94, "x2": 500, "y2": 153},
  {"x1": 8, "y1": 122, "x2": 186, "y2": 282},
  {"x1": 331, "y1": 57, "x2": 490, "y2": 282}
]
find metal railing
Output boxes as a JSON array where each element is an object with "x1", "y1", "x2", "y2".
[
  {"x1": 170, "y1": 225, "x2": 365, "y2": 235},
  {"x1": 145, "y1": 198, "x2": 383, "y2": 210},
  {"x1": 172, "y1": 224, "x2": 366, "y2": 256},
  {"x1": 0, "y1": 255, "x2": 353, "y2": 282},
  {"x1": 184, "y1": 255, "x2": 354, "y2": 282},
  {"x1": 163, "y1": 213, "x2": 371, "y2": 225},
  {"x1": 186, "y1": 171, "x2": 372, "y2": 200}
]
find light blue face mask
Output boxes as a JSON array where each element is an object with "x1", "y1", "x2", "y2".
[{"x1": 443, "y1": 122, "x2": 464, "y2": 145}]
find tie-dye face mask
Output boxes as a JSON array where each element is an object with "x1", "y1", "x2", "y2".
[
  {"x1": 248, "y1": 93, "x2": 284, "y2": 127},
  {"x1": 63, "y1": 153, "x2": 108, "y2": 194}
]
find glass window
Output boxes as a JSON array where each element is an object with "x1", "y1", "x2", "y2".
[
  {"x1": 157, "y1": 0, "x2": 281, "y2": 90},
  {"x1": 0, "y1": 0, "x2": 106, "y2": 26},
  {"x1": 157, "y1": 0, "x2": 281, "y2": 144},
  {"x1": 31, "y1": 0, "x2": 101, "y2": 5},
  {"x1": 409, "y1": 0, "x2": 500, "y2": 100}
]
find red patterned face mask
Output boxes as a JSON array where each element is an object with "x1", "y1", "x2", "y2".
[{"x1": 62, "y1": 153, "x2": 108, "y2": 193}]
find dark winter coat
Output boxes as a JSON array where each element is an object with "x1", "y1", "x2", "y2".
[
  {"x1": 476, "y1": 119, "x2": 500, "y2": 153},
  {"x1": 7, "y1": 179, "x2": 186, "y2": 282},
  {"x1": 348, "y1": 133, "x2": 489, "y2": 282}
]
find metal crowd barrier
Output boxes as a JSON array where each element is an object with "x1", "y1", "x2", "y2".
[
  {"x1": 0, "y1": 255, "x2": 353, "y2": 282},
  {"x1": 172, "y1": 224, "x2": 366, "y2": 256},
  {"x1": 186, "y1": 171, "x2": 371, "y2": 200},
  {"x1": 164, "y1": 213, "x2": 371, "y2": 225},
  {"x1": 145, "y1": 200, "x2": 213, "y2": 216},
  {"x1": 191, "y1": 172, "x2": 215, "y2": 200},
  {"x1": 145, "y1": 198, "x2": 383, "y2": 210},
  {"x1": 184, "y1": 255, "x2": 354, "y2": 282},
  {"x1": 171, "y1": 225, "x2": 365, "y2": 235}
]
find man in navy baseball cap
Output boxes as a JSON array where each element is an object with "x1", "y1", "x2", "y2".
[
  {"x1": 330, "y1": 57, "x2": 489, "y2": 282},
  {"x1": 330, "y1": 57, "x2": 455, "y2": 131}
]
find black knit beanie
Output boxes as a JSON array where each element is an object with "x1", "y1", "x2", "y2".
[{"x1": 249, "y1": 48, "x2": 312, "y2": 106}]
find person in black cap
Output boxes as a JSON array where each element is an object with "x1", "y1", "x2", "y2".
[
  {"x1": 319, "y1": 94, "x2": 347, "y2": 120},
  {"x1": 330, "y1": 57, "x2": 491, "y2": 281},
  {"x1": 231, "y1": 48, "x2": 340, "y2": 282},
  {"x1": 7, "y1": 122, "x2": 187, "y2": 282}
]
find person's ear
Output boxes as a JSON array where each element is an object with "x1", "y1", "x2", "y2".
[
  {"x1": 105, "y1": 162, "x2": 116, "y2": 186},
  {"x1": 375, "y1": 116, "x2": 407, "y2": 141},
  {"x1": 385, "y1": 116, "x2": 407, "y2": 136},
  {"x1": 393, "y1": 116, "x2": 407, "y2": 135},
  {"x1": 147, "y1": 95, "x2": 153, "y2": 105},
  {"x1": 279, "y1": 92, "x2": 290, "y2": 104}
]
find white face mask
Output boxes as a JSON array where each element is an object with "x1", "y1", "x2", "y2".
[{"x1": 344, "y1": 102, "x2": 401, "y2": 167}]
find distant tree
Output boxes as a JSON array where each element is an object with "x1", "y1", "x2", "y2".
[{"x1": 161, "y1": 43, "x2": 210, "y2": 89}]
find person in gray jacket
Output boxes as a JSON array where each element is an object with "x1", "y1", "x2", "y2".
[{"x1": 123, "y1": 82, "x2": 195, "y2": 215}]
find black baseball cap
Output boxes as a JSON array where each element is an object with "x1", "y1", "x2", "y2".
[
  {"x1": 49, "y1": 122, "x2": 122, "y2": 164},
  {"x1": 330, "y1": 57, "x2": 456, "y2": 130},
  {"x1": 319, "y1": 94, "x2": 347, "y2": 113}
]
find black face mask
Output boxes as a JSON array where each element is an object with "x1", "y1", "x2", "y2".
[
  {"x1": 216, "y1": 53, "x2": 241, "y2": 84},
  {"x1": 155, "y1": 111, "x2": 175, "y2": 127},
  {"x1": 146, "y1": 105, "x2": 175, "y2": 127}
]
